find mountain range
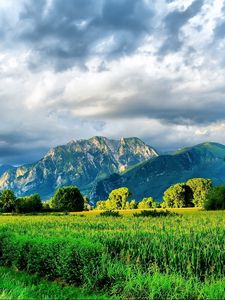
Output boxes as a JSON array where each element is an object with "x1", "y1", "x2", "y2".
[
  {"x1": 0, "y1": 137, "x2": 225, "y2": 202},
  {"x1": 0, "y1": 165, "x2": 14, "y2": 177},
  {"x1": 0, "y1": 136, "x2": 157, "y2": 200},
  {"x1": 91, "y1": 142, "x2": 225, "y2": 201}
]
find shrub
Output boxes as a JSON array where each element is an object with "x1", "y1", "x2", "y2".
[
  {"x1": 99, "y1": 210, "x2": 121, "y2": 217},
  {"x1": 133, "y1": 210, "x2": 179, "y2": 217},
  {"x1": 51, "y1": 186, "x2": 84, "y2": 212}
]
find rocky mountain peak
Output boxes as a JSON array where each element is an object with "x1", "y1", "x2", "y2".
[{"x1": 0, "y1": 136, "x2": 157, "y2": 199}]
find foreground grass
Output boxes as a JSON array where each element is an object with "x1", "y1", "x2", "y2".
[
  {"x1": 118, "y1": 272, "x2": 225, "y2": 300},
  {"x1": 0, "y1": 267, "x2": 110, "y2": 300},
  {"x1": 0, "y1": 209, "x2": 224, "y2": 299},
  {"x1": 0, "y1": 267, "x2": 224, "y2": 300}
]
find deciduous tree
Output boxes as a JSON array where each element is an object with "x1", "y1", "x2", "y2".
[
  {"x1": 108, "y1": 187, "x2": 131, "y2": 210},
  {"x1": 163, "y1": 183, "x2": 193, "y2": 208},
  {"x1": 51, "y1": 186, "x2": 84, "y2": 212},
  {"x1": 186, "y1": 178, "x2": 212, "y2": 207},
  {"x1": 0, "y1": 189, "x2": 17, "y2": 213},
  {"x1": 138, "y1": 197, "x2": 156, "y2": 209}
]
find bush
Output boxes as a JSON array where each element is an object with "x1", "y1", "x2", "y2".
[
  {"x1": 133, "y1": 210, "x2": 179, "y2": 217},
  {"x1": 51, "y1": 186, "x2": 84, "y2": 212},
  {"x1": 16, "y1": 194, "x2": 42, "y2": 213},
  {"x1": 204, "y1": 185, "x2": 225, "y2": 210},
  {"x1": 99, "y1": 210, "x2": 121, "y2": 217}
]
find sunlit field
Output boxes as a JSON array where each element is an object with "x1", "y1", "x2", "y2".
[
  {"x1": 0, "y1": 209, "x2": 224, "y2": 299},
  {"x1": 71, "y1": 207, "x2": 202, "y2": 216}
]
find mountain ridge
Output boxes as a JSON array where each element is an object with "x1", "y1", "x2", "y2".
[
  {"x1": 0, "y1": 136, "x2": 157, "y2": 199},
  {"x1": 1, "y1": 139, "x2": 225, "y2": 202},
  {"x1": 91, "y1": 142, "x2": 225, "y2": 202},
  {"x1": 0, "y1": 165, "x2": 14, "y2": 177}
]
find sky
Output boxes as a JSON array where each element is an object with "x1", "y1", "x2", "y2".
[{"x1": 1, "y1": 0, "x2": 225, "y2": 165}]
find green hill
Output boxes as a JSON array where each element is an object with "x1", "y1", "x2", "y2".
[{"x1": 91, "y1": 142, "x2": 225, "y2": 202}]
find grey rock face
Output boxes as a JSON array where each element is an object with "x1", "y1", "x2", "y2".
[{"x1": 0, "y1": 136, "x2": 157, "y2": 199}]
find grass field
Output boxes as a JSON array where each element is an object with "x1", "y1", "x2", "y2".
[
  {"x1": 0, "y1": 267, "x2": 110, "y2": 300},
  {"x1": 0, "y1": 209, "x2": 224, "y2": 299}
]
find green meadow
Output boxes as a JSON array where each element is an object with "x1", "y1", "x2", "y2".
[{"x1": 0, "y1": 209, "x2": 224, "y2": 299}]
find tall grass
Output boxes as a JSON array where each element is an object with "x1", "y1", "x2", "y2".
[
  {"x1": 0, "y1": 210, "x2": 224, "y2": 299},
  {"x1": 0, "y1": 267, "x2": 109, "y2": 300}
]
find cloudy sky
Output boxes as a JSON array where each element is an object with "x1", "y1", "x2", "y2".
[{"x1": 1, "y1": 0, "x2": 225, "y2": 165}]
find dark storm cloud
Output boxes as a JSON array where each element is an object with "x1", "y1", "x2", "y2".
[
  {"x1": 159, "y1": 0, "x2": 204, "y2": 54},
  {"x1": 0, "y1": 143, "x2": 48, "y2": 165},
  {"x1": 16, "y1": 0, "x2": 153, "y2": 70},
  {"x1": 0, "y1": 131, "x2": 51, "y2": 165},
  {"x1": 0, "y1": 132, "x2": 40, "y2": 144}
]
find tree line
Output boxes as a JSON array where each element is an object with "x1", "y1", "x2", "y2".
[
  {"x1": 0, "y1": 177, "x2": 224, "y2": 213},
  {"x1": 96, "y1": 178, "x2": 225, "y2": 211},
  {"x1": 0, "y1": 186, "x2": 86, "y2": 213}
]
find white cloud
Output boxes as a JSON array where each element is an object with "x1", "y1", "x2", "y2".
[{"x1": 0, "y1": 0, "x2": 225, "y2": 164}]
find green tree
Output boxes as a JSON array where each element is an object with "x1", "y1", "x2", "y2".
[
  {"x1": 130, "y1": 199, "x2": 138, "y2": 209},
  {"x1": 0, "y1": 189, "x2": 17, "y2": 212},
  {"x1": 163, "y1": 183, "x2": 193, "y2": 208},
  {"x1": 51, "y1": 186, "x2": 84, "y2": 212},
  {"x1": 108, "y1": 187, "x2": 131, "y2": 210},
  {"x1": 138, "y1": 197, "x2": 156, "y2": 209},
  {"x1": 42, "y1": 201, "x2": 52, "y2": 212},
  {"x1": 125, "y1": 201, "x2": 130, "y2": 209},
  {"x1": 204, "y1": 185, "x2": 225, "y2": 210},
  {"x1": 186, "y1": 178, "x2": 212, "y2": 207},
  {"x1": 105, "y1": 199, "x2": 118, "y2": 210},
  {"x1": 16, "y1": 194, "x2": 42, "y2": 213},
  {"x1": 96, "y1": 200, "x2": 107, "y2": 210}
]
